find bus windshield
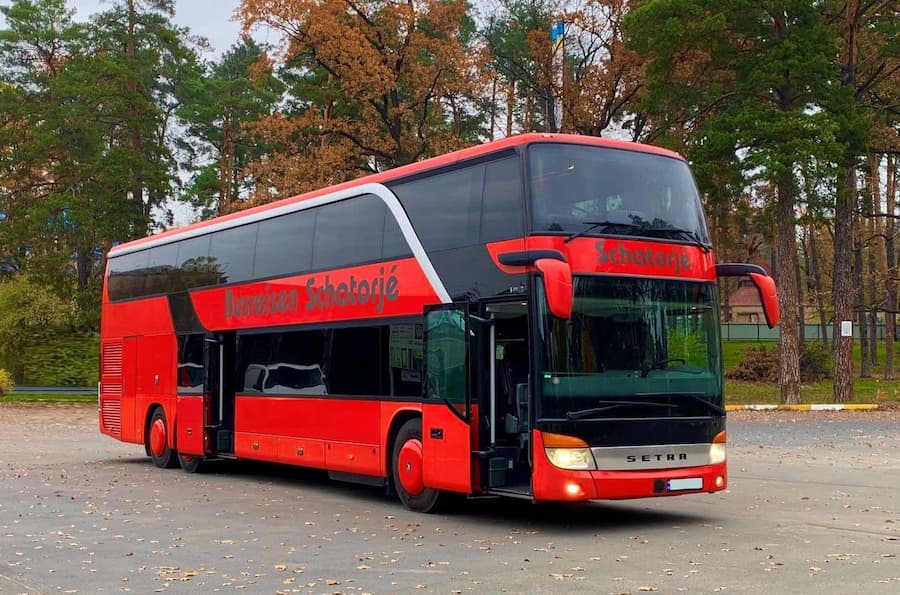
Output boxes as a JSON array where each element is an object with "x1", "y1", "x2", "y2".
[
  {"x1": 528, "y1": 144, "x2": 710, "y2": 243},
  {"x1": 536, "y1": 276, "x2": 723, "y2": 420}
]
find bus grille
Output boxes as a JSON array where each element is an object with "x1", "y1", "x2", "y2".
[
  {"x1": 101, "y1": 381, "x2": 123, "y2": 396},
  {"x1": 102, "y1": 343, "x2": 123, "y2": 376},
  {"x1": 101, "y1": 399, "x2": 122, "y2": 436}
]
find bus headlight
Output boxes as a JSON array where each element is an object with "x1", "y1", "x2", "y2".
[
  {"x1": 709, "y1": 431, "x2": 727, "y2": 464},
  {"x1": 542, "y1": 432, "x2": 597, "y2": 470},
  {"x1": 545, "y1": 448, "x2": 597, "y2": 470}
]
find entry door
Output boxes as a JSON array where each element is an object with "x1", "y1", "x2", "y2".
[
  {"x1": 422, "y1": 305, "x2": 474, "y2": 492},
  {"x1": 204, "y1": 333, "x2": 236, "y2": 454}
]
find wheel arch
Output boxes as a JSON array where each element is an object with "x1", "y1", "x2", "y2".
[{"x1": 384, "y1": 408, "x2": 422, "y2": 482}]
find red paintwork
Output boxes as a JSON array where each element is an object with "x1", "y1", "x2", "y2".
[
  {"x1": 487, "y1": 236, "x2": 717, "y2": 281},
  {"x1": 535, "y1": 258, "x2": 573, "y2": 318},
  {"x1": 325, "y1": 441, "x2": 381, "y2": 476},
  {"x1": 234, "y1": 396, "x2": 381, "y2": 443},
  {"x1": 277, "y1": 436, "x2": 326, "y2": 468},
  {"x1": 422, "y1": 403, "x2": 473, "y2": 493},
  {"x1": 749, "y1": 272, "x2": 780, "y2": 328},
  {"x1": 531, "y1": 431, "x2": 727, "y2": 502},
  {"x1": 149, "y1": 417, "x2": 166, "y2": 457},
  {"x1": 111, "y1": 134, "x2": 685, "y2": 257},
  {"x1": 190, "y1": 258, "x2": 437, "y2": 330},
  {"x1": 175, "y1": 395, "x2": 204, "y2": 456},
  {"x1": 397, "y1": 438, "x2": 425, "y2": 495}
]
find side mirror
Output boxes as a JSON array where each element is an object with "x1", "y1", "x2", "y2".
[
  {"x1": 536, "y1": 258, "x2": 573, "y2": 319},
  {"x1": 716, "y1": 263, "x2": 780, "y2": 328}
]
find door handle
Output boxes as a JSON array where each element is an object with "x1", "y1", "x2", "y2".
[{"x1": 430, "y1": 428, "x2": 443, "y2": 439}]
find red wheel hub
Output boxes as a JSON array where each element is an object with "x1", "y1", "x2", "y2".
[
  {"x1": 149, "y1": 417, "x2": 167, "y2": 457},
  {"x1": 397, "y1": 438, "x2": 425, "y2": 496}
]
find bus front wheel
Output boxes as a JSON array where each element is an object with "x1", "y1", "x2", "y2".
[
  {"x1": 392, "y1": 418, "x2": 445, "y2": 513},
  {"x1": 147, "y1": 407, "x2": 178, "y2": 469}
]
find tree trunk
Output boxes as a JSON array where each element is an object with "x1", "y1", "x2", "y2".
[
  {"x1": 808, "y1": 225, "x2": 829, "y2": 348},
  {"x1": 833, "y1": 0, "x2": 861, "y2": 403},
  {"x1": 506, "y1": 78, "x2": 514, "y2": 138},
  {"x1": 856, "y1": 220, "x2": 869, "y2": 378},
  {"x1": 126, "y1": 0, "x2": 145, "y2": 220},
  {"x1": 833, "y1": 164, "x2": 856, "y2": 402},
  {"x1": 775, "y1": 173, "x2": 802, "y2": 404},
  {"x1": 885, "y1": 155, "x2": 897, "y2": 380},
  {"x1": 867, "y1": 155, "x2": 880, "y2": 365}
]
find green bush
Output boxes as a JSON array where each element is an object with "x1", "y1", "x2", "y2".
[
  {"x1": 726, "y1": 345, "x2": 778, "y2": 382},
  {"x1": 726, "y1": 343, "x2": 833, "y2": 383},
  {"x1": 799, "y1": 343, "x2": 831, "y2": 381},
  {"x1": 0, "y1": 368, "x2": 14, "y2": 395},
  {"x1": 21, "y1": 334, "x2": 99, "y2": 386}
]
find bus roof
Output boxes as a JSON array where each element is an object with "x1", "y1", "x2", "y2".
[{"x1": 110, "y1": 133, "x2": 685, "y2": 256}]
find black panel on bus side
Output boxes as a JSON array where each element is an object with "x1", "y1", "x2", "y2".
[
  {"x1": 167, "y1": 291, "x2": 207, "y2": 334},
  {"x1": 388, "y1": 152, "x2": 526, "y2": 301},
  {"x1": 428, "y1": 244, "x2": 526, "y2": 302}
]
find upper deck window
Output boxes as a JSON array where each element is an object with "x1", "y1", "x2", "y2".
[{"x1": 528, "y1": 144, "x2": 710, "y2": 244}]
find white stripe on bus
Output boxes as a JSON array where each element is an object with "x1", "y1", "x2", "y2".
[{"x1": 108, "y1": 183, "x2": 452, "y2": 304}]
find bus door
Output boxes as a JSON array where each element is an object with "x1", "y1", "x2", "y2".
[
  {"x1": 204, "y1": 332, "x2": 236, "y2": 455},
  {"x1": 422, "y1": 305, "x2": 488, "y2": 493},
  {"x1": 483, "y1": 301, "x2": 532, "y2": 495}
]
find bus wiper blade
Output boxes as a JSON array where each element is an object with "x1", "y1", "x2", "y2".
[
  {"x1": 635, "y1": 392, "x2": 726, "y2": 416},
  {"x1": 564, "y1": 221, "x2": 637, "y2": 243},
  {"x1": 566, "y1": 401, "x2": 676, "y2": 420},
  {"x1": 640, "y1": 227, "x2": 711, "y2": 252}
]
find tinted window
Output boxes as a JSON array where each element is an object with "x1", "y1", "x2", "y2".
[
  {"x1": 481, "y1": 157, "x2": 524, "y2": 242},
  {"x1": 313, "y1": 195, "x2": 386, "y2": 271},
  {"x1": 391, "y1": 165, "x2": 485, "y2": 251},
  {"x1": 177, "y1": 235, "x2": 216, "y2": 290},
  {"x1": 209, "y1": 224, "x2": 257, "y2": 284},
  {"x1": 235, "y1": 323, "x2": 422, "y2": 398},
  {"x1": 528, "y1": 144, "x2": 710, "y2": 242},
  {"x1": 108, "y1": 249, "x2": 149, "y2": 301},
  {"x1": 255, "y1": 210, "x2": 316, "y2": 279},
  {"x1": 327, "y1": 326, "x2": 386, "y2": 395},
  {"x1": 237, "y1": 330, "x2": 327, "y2": 395},
  {"x1": 177, "y1": 334, "x2": 205, "y2": 393},
  {"x1": 382, "y1": 207, "x2": 413, "y2": 260},
  {"x1": 146, "y1": 243, "x2": 179, "y2": 295}
]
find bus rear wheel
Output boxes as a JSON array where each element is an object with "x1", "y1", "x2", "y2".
[
  {"x1": 392, "y1": 418, "x2": 445, "y2": 513},
  {"x1": 177, "y1": 452, "x2": 204, "y2": 473},
  {"x1": 147, "y1": 407, "x2": 178, "y2": 469}
]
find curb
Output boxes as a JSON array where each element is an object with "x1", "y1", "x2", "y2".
[{"x1": 725, "y1": 403, "x2": 879, "y2": 411}]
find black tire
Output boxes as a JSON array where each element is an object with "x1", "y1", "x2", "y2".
[
  {"x1": 147, "y1": 407, "x2": 178, "y2": 469},
  {"x1": 177, "y1": 452, "x2": 204, "y2": 473},
  {"x1": 391, "y1": 418, "x2": 445, "y2": 513}
]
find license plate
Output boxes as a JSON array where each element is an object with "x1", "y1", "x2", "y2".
[{"x1": 667, "y1": 477, "x2": 703, "y2": 491}]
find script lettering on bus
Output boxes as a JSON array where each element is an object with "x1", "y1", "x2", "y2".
[
  {"x1": 222, "y1": 265, "x2": 401, "y2": 320},
  {"x1": 224, "y1": 286, "x2": 300, "y2": 319},
  {"x1": 595, "y1": 240, "x2": 692, "y2": 274},
  {"x1": 306, "y1": 265, "x2": 399, "y2": 313}
]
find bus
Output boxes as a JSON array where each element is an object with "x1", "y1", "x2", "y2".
[{"x1": 99, "y1": 133, "x2": 779, "y2": 512}]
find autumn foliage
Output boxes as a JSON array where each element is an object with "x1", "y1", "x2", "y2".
[{"x1": 237, "y1": 0, "x2": 486, "y2": 203}]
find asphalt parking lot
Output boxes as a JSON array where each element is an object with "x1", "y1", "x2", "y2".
[{"x1": 1, "y1": 403, "x2": 897, "y2": 594}]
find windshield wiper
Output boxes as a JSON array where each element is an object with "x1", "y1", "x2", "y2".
[
  {"x1": 564, "y1": 221, "x2": 712, "y2": 252},
  {"x1": 564, "y1": 221, "x2": 646, "y2": 243},
  {"x1": 635, "y1": 392, "x2": 726, "y2": 416},
  {"x1": 566, "y1": 400, "x2": 676, "y2": 420},
  {"x1": 641, "y1": 227, "x2": 711, "y2": 252}
]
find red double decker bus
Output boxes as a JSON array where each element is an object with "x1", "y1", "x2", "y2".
[{"x1": 99, "y1": 133, "x2": 778, "y2": 512}]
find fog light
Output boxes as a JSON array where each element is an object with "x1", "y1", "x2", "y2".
[
  {"x1": 565, "y1": 482, "x2": 584, "y2": 497},
  {"x1": 715, "y1": 475, "x2": 725, "y2": 488}
]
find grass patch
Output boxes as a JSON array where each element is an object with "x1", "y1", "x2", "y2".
[
  {"x1": 725, "y1": 377, "x2": 900, "y2": 405},
  {"x1": 3, "y1": 393, "x2": 96, "y2": 403}
]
